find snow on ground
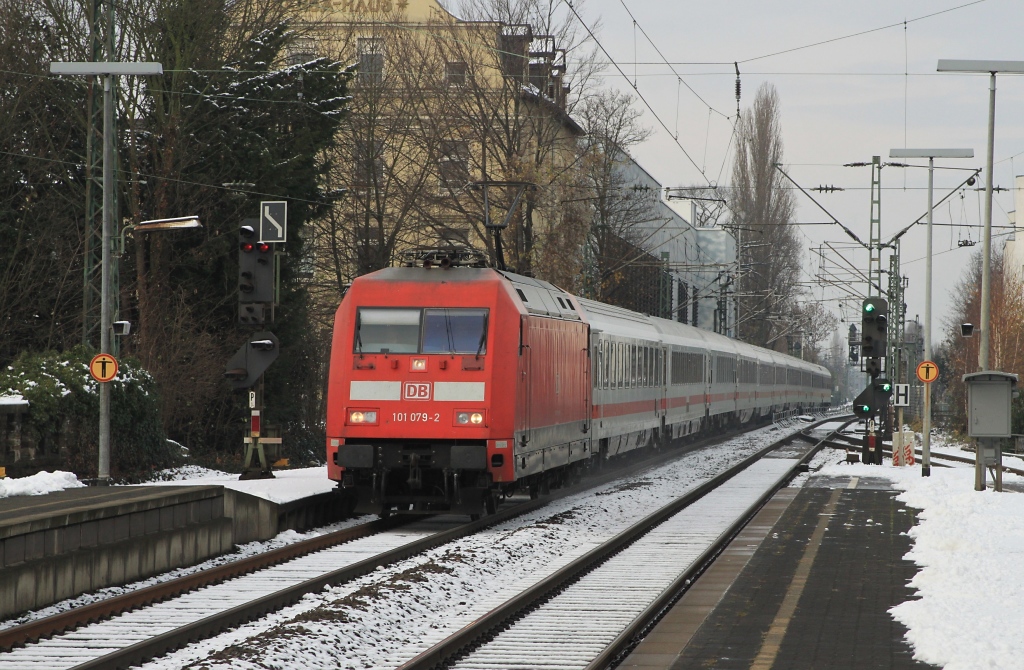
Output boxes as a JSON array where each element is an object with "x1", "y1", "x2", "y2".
[
  {"x1": 140, "y1": 421, "x2": 807, "y2": 670},
  {"x1": 816, "y1": 441, "x2": 1024, "y2": 670},
  {"x1": 0, "y1": 470, "x2": 84, "y2": 498},
  {"x1": 141, "y1": 465, "x2": 336, "y2": 504}
]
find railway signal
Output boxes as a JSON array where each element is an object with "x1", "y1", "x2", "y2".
[
  {"x1": 238, "y1": 219, "x2": 275, "y2": 323},
  {"x1": 861, "y1": 297, "x2": 888, "y2": 377},
  {"x1": 852, "y1": 378, "x2": 892, "y2": 420},
  {"x1": 848, "y1": 324, "x2": 860, "y2": 363},
  {"x1": 853, "y1": 384, "x2": 876, "y2": 419},
  {"x1": 224, "y1": 331, "x2": 280, "y2": 390}
]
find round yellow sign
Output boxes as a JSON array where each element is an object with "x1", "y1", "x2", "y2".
[
  {"x1": 916, "y1": 360, "x2": 939, "y2": 384},
  {"x1": 89, "y1": 353, "x2": 119, "y2": 383}
]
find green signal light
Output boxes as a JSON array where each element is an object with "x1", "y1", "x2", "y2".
[
  {"x1": 865, "y1": 303, "x2": 875, "y2": 313},
  {"x1": 882, "y1": 383, "x2": 891, "y2": 392},
  {"x1": 860, "y1": 405, "x2": 870, "y2": 412}
]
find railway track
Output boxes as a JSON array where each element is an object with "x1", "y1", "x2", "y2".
[
  {"x1": 0, "y1": 415, "x2": 842, "y2": 670},
  {"x1": 398, "y1": 416, "x2": 851, "y2": 670},
  {"x1": 823, "y1": 430, "x2": 1024, "y2": 476}
]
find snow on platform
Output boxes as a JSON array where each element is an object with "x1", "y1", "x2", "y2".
[{"x1": 142, "y1": 466, "x2": 335, "y2": 504}]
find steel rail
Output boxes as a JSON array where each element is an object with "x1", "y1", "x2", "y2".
[
  {"x1": 822, "y1": 434, "x2": 1024, "y2": 477},
  {"x1": 0, "y1": 515, "x2": 408, "y2": 652},
  {"x1": 396, "y1": 415, "x2": 851, "y2": 670},
  {"x1": 589, "y1": 417, "x2": 853, "y2": 670}
]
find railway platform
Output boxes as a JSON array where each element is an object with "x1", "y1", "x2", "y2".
[
  {"x1": 0, "y1": 469, "x2": 346, "y2": 622},
  {"x1": 620, "y1": 466, "x2": 933, "y2": 669}
]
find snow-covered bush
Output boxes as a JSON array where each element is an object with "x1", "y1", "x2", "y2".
[{"x1": 0, "y1": 346, "x2": 174, "y2": 477}]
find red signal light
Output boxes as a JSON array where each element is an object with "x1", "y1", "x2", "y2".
[
  {"x1": 257, "y1": 242, "x2": 271, "y2": 253},
  {"x1": 241, "y1": 242, "x2": 254, "y2": 252}
]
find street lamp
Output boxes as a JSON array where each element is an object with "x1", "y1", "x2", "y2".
[
  {"x1": 936, "y1": 60, "x2": 1024, "y2": 372},
  {"x1": 118, "y1": 216, "x2": 202, "y2": 257},
  {"x1": 889, "y1": 148, "x2": 974, "y2": 477},
  {"x1": 50, "y1": 60, "x2": 163, "y2": 483},
  {"x1": 937, "y1": 60, "x2": 1024, "y2": 491},
  {"x1": 120, "y1": 216, "x2": 201, "y2": 248}
]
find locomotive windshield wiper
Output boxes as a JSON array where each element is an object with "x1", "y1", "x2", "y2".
[
  {"x1": 355, "y1": 311, "x2": 363, "y2": 355},
  {"x1": 475, "y1": 314, "x2": 488, "y2": 358}
]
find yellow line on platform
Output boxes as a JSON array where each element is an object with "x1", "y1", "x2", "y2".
[{"x1": 750, "y1": 488, "x2": 843, "y2": 670}]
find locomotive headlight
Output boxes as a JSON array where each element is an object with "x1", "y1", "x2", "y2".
[
  {"x1": 455, "y1": 411, "x2": 484, "y2": 426},
  {"x1": 411, "y1": 358, "x2": 427, "y2": 372},
  {"x1": 348, "y1": 409, "x2": 378, "y2": 425}
]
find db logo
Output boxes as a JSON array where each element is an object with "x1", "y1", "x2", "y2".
[{"x1": 404, "y1": 382, "x2": 431, "y2": 400}]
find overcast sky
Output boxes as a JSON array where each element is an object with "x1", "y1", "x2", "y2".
[{"x1": 575, "y1": 0, "x2": 1024, "y2": 346}]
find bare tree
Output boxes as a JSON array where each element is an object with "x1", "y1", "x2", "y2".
[
  {"x1": 729, "y1": 82, "x2": 802, "y2": 349},
  {"x1": 941, "y1": 251, "x2": 1024, "y2": 432},
  {"x1": 573, "y1": 89, "x2": 661, "y2": 304},
  {"x1": 423, "y1": 0, "x2": 595, "y2": 276},
  {"x1": 789, "y1": 301, "x2": 837, "y2": 363},
  {"x1": 0, "y1": 0, "x2": 87, "y2": 362}
]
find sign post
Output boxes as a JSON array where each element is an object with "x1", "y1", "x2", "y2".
[
  {"x1": 89, "y1": 353, "x2": 119, "y2": 383},
  {"x1": 916, "y1": 361, "x2": 939, "y2": 476},
  {"x1": 890, "y1": 383, "x2": 912, "y2": 465}
]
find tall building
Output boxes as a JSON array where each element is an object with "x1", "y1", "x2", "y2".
[
  {"x1": 1004, "y1": 175, "x2": 1024, "y2": 280},
  {"x1": 295, "y1": 0, "x2": 585, "y2": 293}
]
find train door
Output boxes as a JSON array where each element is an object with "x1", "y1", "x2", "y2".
[
  {"x1": 517, "y1": 315, "x2": 532, "y2": 450},
  {"x1": 586, "y1": 328, "x2": 599, "y2": 438},
  {"x1": 657, "y1": 344, "x2": 667, "y2": 443},
  {"x1": 704, "y1": 352, "x2": 712, "y2": 423}
]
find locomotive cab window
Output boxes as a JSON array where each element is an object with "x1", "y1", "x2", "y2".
[
  {"x1": 355, "y1": 307, "x2": 488, "y2": 354},
  {"x1": 356, "y1": 308, "x2": 420, "y2": 353},
  {"x1": 422, "y1": 309, "x2": 488, "y2": 354}
]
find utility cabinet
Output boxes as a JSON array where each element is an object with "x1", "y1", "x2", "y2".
[{"x1": 964, "y1": 371, "x2": 1019, "y2": 438}]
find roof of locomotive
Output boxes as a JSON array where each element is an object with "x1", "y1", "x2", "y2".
[{"x1": 352, "y1": 266, "x2": 506, "y2": 285}]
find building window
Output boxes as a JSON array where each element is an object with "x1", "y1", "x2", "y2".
[
  {"x1": 677, "y1": 281, "x2": 688, "y2": 324},
  {"x1": 438, "y1": 140, "x2": 469, "y2": 191},
  {"x1": 445, "y1": 61, "x2": 467, "y2": 87},
  {"x1": 354, "y1": 138, "x2": 384, "y2": 189},
  {"x1": 497, "y1": 27, "x2": 529, "y2": 81},
  {"x1": 285, "y1": 37, "x2": 316, "y2": 66},
  {"x1": 357, "y1": 38, "x2": 384, "y2": 85}
]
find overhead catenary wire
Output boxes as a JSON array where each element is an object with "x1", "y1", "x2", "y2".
[
  {"x1": 561, "y1": 0, "x2": 721, "y2": 187},
  {"x1": 616, "y1": 0, "x2": 732, "y2": 121}
]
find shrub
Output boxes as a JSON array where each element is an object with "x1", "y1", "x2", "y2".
[{"x1": 0, "y1": 345, "x2": 173, "y2": 477}]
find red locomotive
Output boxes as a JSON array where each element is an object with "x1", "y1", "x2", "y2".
[{"x1": 326, "y1": 260, "x2": 831, "y2": 517}]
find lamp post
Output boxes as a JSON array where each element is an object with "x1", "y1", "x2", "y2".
[
  {"x1": 936, "y1": 61, "x2": 1024, "y2": 371},
  {"x1": 889, "y1": 148, "x2": 974, "y2": 477},
  {"x1": 937, "y1": 60, "x2": 1024, "y2": 490},
  {"x1": 50, "y1": 60, "x2": 163, "y2": 483}
]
